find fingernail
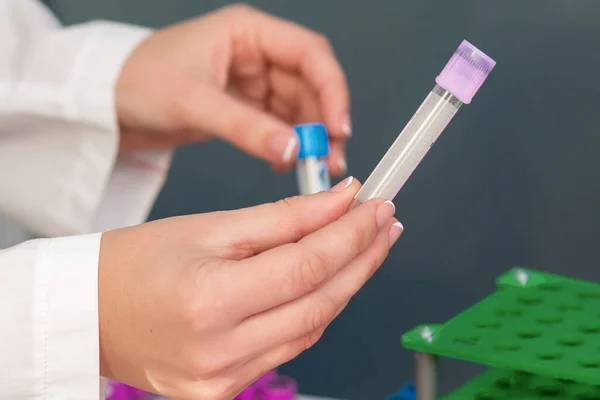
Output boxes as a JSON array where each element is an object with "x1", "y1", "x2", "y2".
[
  {"x1": 388, "y1": 221, "x2": 403, "y2": 247},
  {"x1": 341, "y1": 115, "x2": 352, "y2": 137},
  {"x1": 376, "y1": 200, "x2": 395, "y2": 229},
  {"x1": 337, "y1": 156, "x2": 347, "y2": 173},
  {"x1": 330, "y1": 176, "x2": 354, "y2": 192},
  {"x1": 268, "y1": 134, "x2": 298, "y2": 164}
]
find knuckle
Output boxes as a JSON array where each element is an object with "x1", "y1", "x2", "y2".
[
  {"x1": 190, "y1": 357, "x2": 215, "y2": 379},
  {"x1": 190, "y1": 381, "x2": 229, "y2": 400},
  {"x1": 223, "y1": 3, "x2": 256, "y2": 17},
  {"x1": 182, "y1": 276, "x2": 229, "y2": 333},
  {"x1": 296, "y1": 246, "x2": 330, "y2": 292},
  {"x1": 168, "y1": 83, "x2": 198, "y2": 129},
  {"x1": 350, "y1": 221, "x2": 375, "y2": 253},
  {"x1": 275, "y1": 196, "x2": 300, "y2": 213},
  {"x1": 228, "y1": 239, "x2": 258, "y2": 259},
  {"x1": 190, "y1": 354, "x2": 228, "y2": 381},
  {"x1": 305, "y1": 294, "x2": 337, "y2": 332},
  {"x1": 314, "y1": 33, "x2": 333, "y2": 50},
  {"x1": 353, "y1": 244, "x2": 390, "y2": 290},
  {"x1": 301, "y1": 328, "x2": 326, "y2": 352},
  {"x1": 372, "y1": 244, "x2": 391, "y2": 272},
  {"x1": 179, "y1": 294, "x2": 205, "y2": 333},
  {"x1": 274, "y1": 197, "x2": 305, "y2": 234}
]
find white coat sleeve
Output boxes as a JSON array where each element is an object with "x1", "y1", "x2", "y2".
[
  {"x1": 0, "y1": 0, "x2": 172, "y2": 236},
  {"x1": 0, "y1": 0, "x2": 172, "y2": 398}
]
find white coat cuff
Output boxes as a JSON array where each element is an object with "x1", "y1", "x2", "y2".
[{"x1": 40, "y1": 233, "x2": 102, "y2": 400}]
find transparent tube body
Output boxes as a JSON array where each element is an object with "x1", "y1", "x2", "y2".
[
  {"x1": 353, "y1": 84, "x2": 462, "y2": 207},
  {"x1": 296, "y1": 157, "x2": 331, "y2": 195}
]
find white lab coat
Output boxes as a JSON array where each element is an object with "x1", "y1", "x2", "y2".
[{"x1": 0, "y1": 0, "x2": 171, "y2": 398}]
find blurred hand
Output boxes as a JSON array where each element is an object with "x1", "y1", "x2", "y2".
[
  {"x1": 116, "y1": 4, "x2": 350, "y2": 175},
  {"x1": 98, "y1": 177, "x2": 402, "y2": 400}
]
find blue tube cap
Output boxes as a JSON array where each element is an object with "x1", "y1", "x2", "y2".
[{"x1": 294, "y1": 123, "x2": 330, "y2": 160}]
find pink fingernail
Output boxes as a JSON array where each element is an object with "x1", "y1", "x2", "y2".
[
  {"x1": 267, "y1": 134, "x2": 298, "y2": 164},
  {"x1": 341, "y1": 115, "x2": 352, "y2": 137},
  {"x1": 330, "y1": 176, "x2": 354, "y2": 192},
  {"x1": 337, "y1": 156, "x2": 347, "y2": 173},
  {"x1": 388, "y1": 221, "x2": 403, "y2": 247}
]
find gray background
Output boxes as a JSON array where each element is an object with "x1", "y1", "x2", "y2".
[{"x1": 42, "y1": 1, "x2": 600, "y2": 398}]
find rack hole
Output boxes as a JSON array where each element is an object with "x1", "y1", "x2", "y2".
[
  {"x1": 558, "y1": 335, "x2": 584, "y2": 347},
  {"x1": 579, "y1": 324, "x2": 600, "y2": 334},
  {"x1": 494, "y1": 342, "x2": 521, "y2": 351},
  {"x1": 556, "y1": 378, "x2": 575, "y2": 384},
  {"x1": 518, "y1": 294, "x2": 543, "y2": 305},
  {"x1": 516, "y1": 329, "x2": 542, "y2": 339},
  {"x1": 579, "y1": 292, "x2": 600, "y2": 300},
  {"x1": 537, "y1": 351, "x2": 563, "y2": 361},
  {"x1": 557, "y1": 303, "x2": 583, "y2": 312},
  {"x1": 496, "y1": 308, "x2": 523, "y2": 318},
  {"x1": 495, "y1": 377, "x2": 512, "y2": 390},
  {"x1": 538, "y1": 283, "x2": 563, "y2": 292},
  {"x1": 453, "y1": 336, "x2": 480, "y2": 345},
  {"x1": 577, "y1": 392, "x2": 600, "y2": 400},
  {"x1": 474, "y1": 321, "x2": 501, "y2": 329},
  {"x1": 536, "y1": 315, "x2": 563, "y2": 325},
  {"x1": 516, "y1": 370, "x2": 533, "y2": 376},
  {"x1": 578, "y1": 358, "x2": 600, "y2": 368},
  {"x1": 534, "y1": 383, "x2": 563, "y2": 396}
]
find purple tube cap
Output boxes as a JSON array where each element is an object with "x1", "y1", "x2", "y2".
[{"x1": 435, "y1": 40, "x2": 496, "y2": 104}]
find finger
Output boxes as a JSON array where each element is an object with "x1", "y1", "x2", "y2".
[
  {"x1": 245, "y1": 9, "x2": 351, "y2": 139},
  {"x1": 230, "y1": 196, "x2": 397, "y2": 317},
  {"x1": 199, "y1": 176, "x2": 359, "y2": 259},
  {"x1": 268, "y1": 67, "x2": 322, "y2": 125},
  {"x1": 234, "y1": 218, "x2": 402, "y2": 358},
  {"x1": 268, "y1": 94, "x2": 294, "y2": 123},
  {"x1": 228, "y1": 84, "x2": 267, "y2": 111},
  {"x1": 183, "y1": 82, "x2": 298, "y2": 169},
  {"x1": 268, "y1": 69, "x2": 347, "y2": 176},
  {"x1": 230, "y1": 74, "x2": 270, "y2": 104},
  {"x1": 184, "y1": 330, "x2": 313, "y2": 400},
  {"x1": 328, "y1": 139, "x2": 347, "y2": 176},
  {"x1": 225, "y1": 326, "x2": 326, "y2": 395}
]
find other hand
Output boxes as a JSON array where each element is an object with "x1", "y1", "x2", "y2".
[{"x1": 116, "y1": 4, "x2": 350, "y2": 175}]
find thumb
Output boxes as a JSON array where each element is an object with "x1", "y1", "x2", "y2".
[{"x1": 189, "y1": 83, "x2": 298, "y2": 168}]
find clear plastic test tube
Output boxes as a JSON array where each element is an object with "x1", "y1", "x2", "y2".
[
  {"x1": 294, "y1": 123, "x2": 331, "y2": 195},
  {"x1": 352, "y1": 40, "x2": 496, "y2": 208}
]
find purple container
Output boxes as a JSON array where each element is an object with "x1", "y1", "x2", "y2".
[
  {"x1": 254, "y1": 370, "x2": 277, "y2": 387},
  {"x1": 261, "y1": 376, "x2": 297, "y2": 400},
  {"x1": 107, "y1": 382, "x2": 131, "y2": 400},
  {"x1": 234, "y1": 386, "x2": 258, "y2": 400},
  {"x1": 107, "y1": 382, "x2": 151, "y2": 400}
]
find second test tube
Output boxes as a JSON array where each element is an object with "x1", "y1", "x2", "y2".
[{"x1": 294, "y1": 123, "x2": 331, "y2": 195}]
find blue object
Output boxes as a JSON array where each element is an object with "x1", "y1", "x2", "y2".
[
  {"x1": 384, "y1": 382, "x2": 415, "y2": 400},
  {"x1": 293, "y1": 123, "x2": 330, "y2": 160}
]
